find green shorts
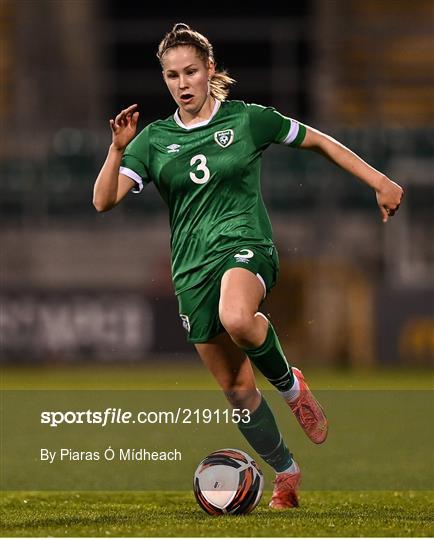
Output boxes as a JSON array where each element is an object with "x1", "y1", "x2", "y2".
[{"x1": 176, "y1": 245, "x2": 279, "y2": 343}]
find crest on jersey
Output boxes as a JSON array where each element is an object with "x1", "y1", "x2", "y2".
[{"x1": 214, "y1": 129, "x2": 234, "y2": 148}]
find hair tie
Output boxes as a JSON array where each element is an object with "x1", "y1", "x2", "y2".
[{"x1": 173, "y1": 23, "x2": 190, "y2": 32}]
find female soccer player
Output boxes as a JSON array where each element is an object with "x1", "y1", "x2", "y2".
[{"x1": 93, "y1": 23, "x2": 403, "y2": 509}]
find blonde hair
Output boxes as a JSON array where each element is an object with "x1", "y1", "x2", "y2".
[{"x1": 157, "y1": 23, "x2": 236, "y2": 101}]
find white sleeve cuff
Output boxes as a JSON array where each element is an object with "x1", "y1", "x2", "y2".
[
  {"x1": 282, "y1": 120, "x2": 300, "y2": 145},
  {"x1": 119, "y1": 166, "x2": 144, "y2": 193}
]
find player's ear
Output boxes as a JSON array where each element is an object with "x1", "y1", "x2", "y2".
[{"x1": 207, "y1": 59, "x2": 216, "y2": 79}]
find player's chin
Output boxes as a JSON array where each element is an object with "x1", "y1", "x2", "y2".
[{"x1": 178, "y1": 98, "x2": 196, "y2": 112}]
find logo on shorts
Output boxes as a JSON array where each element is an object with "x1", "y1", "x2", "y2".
[
  {"x1": 180, "y1": 314, "x2": 190, "y2": 333},
  {"x1": 214, "y1": 129, "x2": 234, "y2": 148},
  {"x1": 234, "y1": 249, "x2": 254, "y2": 264}
]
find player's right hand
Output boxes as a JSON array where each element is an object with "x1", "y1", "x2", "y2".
[{"x1": 109, "y1": 104, "x2": 139, "y2": 151}]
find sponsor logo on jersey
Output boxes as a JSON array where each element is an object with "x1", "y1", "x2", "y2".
[
  {"x1": 180, "y1": 314, "x2": 190, "y2": 333},
  {"x1": 234, "y1": 249, "x2": 254, "y2": 264},
  {"x1": 167, "y1": 144, "x2": 181, "y2": 153},
  {"x1": 214, "y1": 129, "x2": 234, "y2": 148}
]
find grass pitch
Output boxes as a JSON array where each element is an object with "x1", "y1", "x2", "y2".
[
  {"x1": 2, "y1": 490, "x2": 433, "y2": 537},
  {"x1": 1, "y1": 363, "x2": 433, "y2": 537}
]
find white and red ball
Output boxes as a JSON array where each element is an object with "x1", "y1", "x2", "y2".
[{"x1": 193, "y1": 449, "x2": 264, "y2": 515}]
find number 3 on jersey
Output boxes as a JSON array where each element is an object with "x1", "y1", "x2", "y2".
[{"x1": 190, "y1": 154, "x2": 210, "y2": 185}]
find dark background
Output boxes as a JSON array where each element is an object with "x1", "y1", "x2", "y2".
[{"x1": 1, "y1": 0, "x2": 433, "y2": 367}]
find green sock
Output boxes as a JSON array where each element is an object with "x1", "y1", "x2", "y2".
[
  {"x1": 237, "y1": 395, "x2": 293, "y2": 473},
  {"x1": 243, "y1": 320, "x2": 295, "y2": 392}
]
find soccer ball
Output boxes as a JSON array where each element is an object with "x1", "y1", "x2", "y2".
[{"x1": 193, "y1": 448, "x2": 264, "y2": 515}]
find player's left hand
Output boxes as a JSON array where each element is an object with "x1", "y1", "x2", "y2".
[{"x1": 375, "y1": 176, "x2": 404, "y2": 223}]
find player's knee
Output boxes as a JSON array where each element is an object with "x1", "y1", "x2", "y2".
[
  {"x1": 223, "y1": 384, "x2": 258, "y2": 410},
  {"x1": 219, "y1": 309, "x2": 251, "y2": 341}
]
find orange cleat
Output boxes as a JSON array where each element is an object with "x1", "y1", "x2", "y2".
[
  {"x1": 269, "y1": 467, "x2": 301, "y2": 509},
  {"x1": 287, "y1": 367, "x2": 328, "y2": 444}
]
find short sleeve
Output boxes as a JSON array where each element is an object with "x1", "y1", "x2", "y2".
[
  {"x1": 247, "y1": 103, "x2": 307, "y2": 151},
  {"x1": 120, "y1": 126, "x2": 151, "y2": 193}
]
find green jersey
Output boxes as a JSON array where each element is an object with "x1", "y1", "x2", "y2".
[{"x1": 120, "y1": 100, "x2": 306, "y2": 294}]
